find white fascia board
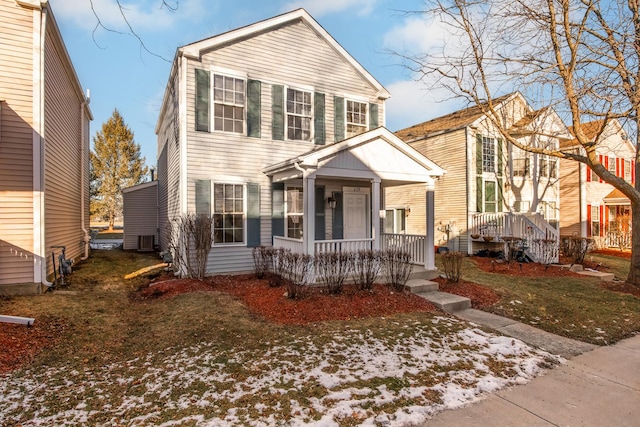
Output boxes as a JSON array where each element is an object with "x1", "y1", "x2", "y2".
[{"x1": 180, "y1": 9, "x2": 390, "y2": 99}]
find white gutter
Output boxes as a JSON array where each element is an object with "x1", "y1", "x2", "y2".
[{"x1": 80, "y1": 92, "x2": 90, "y2": 260}]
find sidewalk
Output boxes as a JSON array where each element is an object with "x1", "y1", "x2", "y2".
[{"x1": 423, "y1": 316, "x2": 640, "y2": 426}]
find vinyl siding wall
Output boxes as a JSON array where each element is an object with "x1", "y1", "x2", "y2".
[
  {"x1": 0, "y1": 0, "x2": 35, "y2": 285},
  {"x1": 123, "y1": 182, "x2": 158, "y2": 250},
  {"x1": 43, "y1": 18, "x2": 89, "y2": 275},
  {"x1": 559, "y1": 157, "x2": 581, "y2": 236},
  {"x1": 176, "y1": 20, "x2": 384, "y2": 273},
  {"x1": 386, "y1": 129, "x2": 469, "y2": 253}
]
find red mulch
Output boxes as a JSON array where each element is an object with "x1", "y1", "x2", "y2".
[
  {"x1": 434, "y1": 277, "x2": 500, "y2": 309},
  {"x1": 0, "y1": 316, "x2": 66, "y2": 375},
  {"x1": 471, "y1": 256, "x2": 586, "y2": 277},
  {"x1": 591, "y1": 249, "x2": 632, "y2": 259},
  {"x1": 135, "y1": 274, "x2": 439, "y2": 325},
  {"x1": 599, "y1": 281, "x2": 640, "y2": 297}
]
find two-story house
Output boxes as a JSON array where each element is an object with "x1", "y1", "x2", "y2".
[
  {"x1": 154, "y1": 9, "x2": 444, "y2": 277},
  {"x1": 0, "y1": 0, "x2": 92, "y2": 295},
  {"x1": 560, "y1": 119, "x2": 635, "y2": 248},
  {"x1": 386, "y1": 92, "x2": 570, "y2": 259}
]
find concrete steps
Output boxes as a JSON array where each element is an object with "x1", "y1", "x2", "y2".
[{"x1": 406, "y1": 279, "x2": 472, "y2": 313}]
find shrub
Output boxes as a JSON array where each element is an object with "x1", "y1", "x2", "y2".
[
  {"x1": 560, "y1": 236, "x2": 594, "y2": 264},
  {"x1": 315, "y1": 252, "x2": 355, "y2": 294},
  {"x1": 267, "y1": 248, "x2": 288, "y2": 287},
  {"x1": 252, "y1": 246, "x2": 274, "y2": 279},
  {"x1": 440, "y1": 251, "x2": 465, "y2": 282},
  {"x1": 166, "y1": 214, "x2": 214, "y2": 279},
  {"x1": 384, "y1": 249, "x2": 413, "y2": 291},
  {"x1": 353, "y1": 250, "x2": 384, "y2": 291},
  {"x1": 281, "y1": 252, "x2": 313, "y2": 299}
]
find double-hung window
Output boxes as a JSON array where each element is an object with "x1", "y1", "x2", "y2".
[
  {"x1": 384, "y1": 208, "x2": 406, "y2": 234},
  {"x1": 512, "y1": 148, "x2": 530, "y2": 177},
  {"x1": 286, "y1": 88, "x2": 312, "y2": 141},
  {"x1": 608, "y1": 156, "x2": 616, "y2": 175},
  {"x1": 591, "y1": 205, "x2": 600, "y2": 236},
  {"x1": 213, "y1": 183, "x2": 245, "y2": 244},
  {"x1": 482, "y1": 136, "x2": 496, "y2": 173},
  {"x1": 346, "y1": 100, "x2": 367, "y2": 138},
  {"x1": 286, "y1": 187, "x2": 304, "y2": 239},
  {"x1": 624, "y1": 159, "x2": 632, "y2": 182},
  {"x1": 213, "y1": 74, "x2": 245, "y2": 133}
]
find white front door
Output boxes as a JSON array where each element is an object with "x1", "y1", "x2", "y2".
[{"x1": 344, "y1": 192, "x2": 368, "y2": 239}]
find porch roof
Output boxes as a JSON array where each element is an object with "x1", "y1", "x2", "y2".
[
  {"x1": 263, "y1": 127, "x2": 445, "y2": 184},
  {"x1": 603, "y1": 188, "x2": 630, "y2": 205}
]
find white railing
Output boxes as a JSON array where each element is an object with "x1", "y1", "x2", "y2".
[
  {"x1": 314, "y1": 238, "x2": 374, "y2": 254},
  {"x1": 273, "y1": 236, "x2": 304, "y2": 254},
  {"x1": 471, "y1": 212, "x2": 560, "y2": 263},
  {"x1": 381, "y1": 233, "x2": 426, "y2": 265}
]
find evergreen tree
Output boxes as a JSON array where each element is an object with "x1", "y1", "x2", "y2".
[{"x1": 90, "y1": 109, "x2": 148, "y2": 230}]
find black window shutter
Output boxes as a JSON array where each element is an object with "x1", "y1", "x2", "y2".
[
  {"x1": 497, "y1": 138, "x2": 503, "y2": 177},
  {"x1": 369, "y1": 103, "x2": 379, "y2": 129},
  {"x1": 476, "y1": 176, "x2": 484, "y2": 213},
  {"x1": 334, "y1": 96, "x2": 345, "y2": 142},
  {"x1": 195, "y1": 180, "x2": 211, "y2": 216},
  {"x1": 315, "y1": 186, "x2": 325, "y2": 240},
  {"x1": 476, "y1": 134, "x2": 483, "y2": 174},
  {"x1": 271, "y1": 182, "x2": 285, "y2": 239},
  {"x1": 497, "y1": 178, "x2": 503, "y2": 212},
  {"x1": 332, "y1": 191, "x2": 344, "y2": 239},
  {"x1": 314, "y1": 92, "x2": 325, "y2": 145},
  {"x1": 247, "y1": 80, "x2": 261, "y2": 138},
  {"x1": 247, "y1": 183, "x2": 261, "y2": 247},
  {"x1": 195, "y1": 69, "x2": 210, "y2": 132},
  {"x1": 272, "y1": 85, "x2": 284, "y2": 140}
]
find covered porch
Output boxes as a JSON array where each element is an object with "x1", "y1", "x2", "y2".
[{"x1": 263, "y1": 127, "x2": 444, "y2": 272}]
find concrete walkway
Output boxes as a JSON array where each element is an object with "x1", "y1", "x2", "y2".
[{"x1": 423, "y1": 333, "x2": 640, "y2": 426}]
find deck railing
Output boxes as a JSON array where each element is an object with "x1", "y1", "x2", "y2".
[{"x1": 381, "y1": 233, "x2": 426, "y2": 265}]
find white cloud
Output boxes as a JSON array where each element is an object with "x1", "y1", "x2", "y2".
[
  {"x1": 50, "y1": 0, "x2": 195, "y2": 32},
  {"x1": 383, "y1": 16, "x2": 450, "y2": 55},
  {"x1": 385, "y1": 79, "x2": 463, "y2": 131},
  {"x1": 282, "y1": 0, "x2": 379, "y2": 17}
]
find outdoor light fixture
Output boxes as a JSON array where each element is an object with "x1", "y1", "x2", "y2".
[{"x1": 327, "y1": 196, "x2": 337, "y2": 209}]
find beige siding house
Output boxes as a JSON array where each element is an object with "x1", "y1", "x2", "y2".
[
  {"x1": 122, "y1": 181, "x2": 158, "y2": 251},
  {"x1": 559, "y1": 119, "x2": 635, "y2": 248},
  {"x1": 0, "y1": 0, "x2": 91, "y2": 294},
  {"x1": 389, "y1": 93, "x2": 569, "y2": 260},
  {"x1": 154, "y1": 9, "x2": 444, "y2": 276}
]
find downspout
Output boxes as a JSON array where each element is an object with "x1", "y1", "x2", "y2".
[
  {"x1": 80, "y1": 92, "x2": 90, "y2": 260},
  {"x1": 39, "y1": 4, "x2": 52, "y2": 287}
]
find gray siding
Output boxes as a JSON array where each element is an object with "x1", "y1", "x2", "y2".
[{"x1": 123, "y1": 182, "x2": 158, "y2": 250}]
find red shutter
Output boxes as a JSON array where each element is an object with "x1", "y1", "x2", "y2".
[
  {"x1": 599, "y1": 155, "x2": 604, "y2": 182},
  {"x1": 586, "y1": 164, "x2": 591, "y2": 182},
  {"x1": 616, "y1": 158, "x2": 620, "y2": 177},
  {"x1": 621, "y1": 160, "x2": 625, "y2": 180},
  {"x1": 586, "y1": 204, "x2": 592, "y2": 237},
  {"x1": 600, "y1": 205, "x2": 604, "y2": 236}
]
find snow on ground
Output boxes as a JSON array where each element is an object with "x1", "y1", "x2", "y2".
[{"x1": 0, "y1": 316, "x2": 562, "y2": 426}]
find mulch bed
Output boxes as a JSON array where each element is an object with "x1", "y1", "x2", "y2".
[
  {"x1": 591, "y1": 249, "x2": 632, "y2": 259},
  {"x1": 471, "y1": 256, "x2": 586, "y2": 277},
  {"x1": 599, "y1": 281, "x2": 640, "y2": 298},
  {"x1": 135, "y1": 274, "x2": 439, "y2": 325},
  {"x1": 433, "y1": 277, "x2": 500, "y2": 309}
]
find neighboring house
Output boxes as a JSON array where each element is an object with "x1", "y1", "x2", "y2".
[
  {"x1": 122, "y1": 180, "x2": 158, "y2": 251},
  {"x1": 0, "y1": 0, "x2": 92, "y2": 294},
  {"x1": 153, "y1": 9, "x2": 444, "y2": 277},
  {"x1": 559, "y1": 119, "x2": 635, "y2": 248},
  {"x1": 387, "y1": 92, "x2": 570, "y2": 259}
]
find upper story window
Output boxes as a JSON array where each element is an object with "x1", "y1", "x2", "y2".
[
  {"x1": 287, "y1": 88, "x2": 312, "y2": 141},
  {"x1": 624, "y1": 159, "x2": 632, "y2": 182},
  {"x1": 213, "y1": 74, "x2": 245, "y2": 133},
  {"x1": 512, "y1": 148, "x2": 530, "y2": 177},
  {"x1": 482, "y1": 136, "x2": 496, "y2": 173},
  {"x1": 608, "y1": 156, "x2": 616, "y2": 175},
  {"x1": 538, "y1": 155, "x2": 558, "y2": 179},
  {"x1": 346, "y1": 100, "x2": 367, "y2": 138}
]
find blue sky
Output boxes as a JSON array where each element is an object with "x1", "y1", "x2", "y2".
[{"x1": 50, "y1": 0, "x2": 462, "y2": 169}]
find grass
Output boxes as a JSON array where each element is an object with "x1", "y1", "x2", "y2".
[
  {"x1": 0, "y1": 249, "x2": 557, "y2": 426},
  {"x1": 454, "y1": 253, "x2": 640, "y2": 345}
]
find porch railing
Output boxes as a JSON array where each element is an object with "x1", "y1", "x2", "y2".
[
  {"x1": 381, "y1": 233, "x2": 426, "y2": 265},
  {"x1": 273, "y1": 236, "x2": 304, "y2": 254},
  {"x1": 314, "y1": 238, "x2": 373, "y2": 254}
]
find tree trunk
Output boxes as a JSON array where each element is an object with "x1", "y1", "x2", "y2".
[
  {"x1": 109, "y1": 214, "x2": 114, "y2": 231},
  {"x1": 628, "y1": 200, "x2": 640, "y2": 286}
]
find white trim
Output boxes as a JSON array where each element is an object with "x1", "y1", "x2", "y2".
[
  {"x1": 211, "y1": 182, "x2": 248, "y2": 247},
  {"x1": 180, "y1": 9, "x2": 390, "y2": 99},
  {"x1": 285, "y1": 86, "x2": 314, "y2": 143},
  {"x1": 209, "y1": 71, "x2": 247, "y2": 136},
  {"x1": 179, "y1": 56, "x2": 188, "y2": 215},
  {"x1": 209, "y1": 66, "x2": 247, "y2": 79},
  {"x1": 32, "y1": 6, "x2": 45, "y2": 283},
  {"x1": 122, "y1": 180, "x2": 158, "y2": 194}
]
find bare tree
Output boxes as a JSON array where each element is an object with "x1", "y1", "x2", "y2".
[{"x1": 397, "y1": 0, "x2": 640, "y2": 285}]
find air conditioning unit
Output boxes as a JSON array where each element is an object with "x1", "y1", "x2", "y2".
[{"x1": 138, "y1": 235, "x2": 154, "y2": 252}]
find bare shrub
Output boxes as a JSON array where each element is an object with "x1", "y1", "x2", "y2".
[
  {"x1": 384, "y1": 249, "x2": 413, "y2": 291},
  {"x1": 166, "y1": 214, "x2": 214, "y2": 279},
  {"x1": 252, "y1": 246, "x2": 273, "y2": 279},
  {"x1": 440, "y1": 251, "x2": 465, "y2": 282},
  {"x1": 353, "y1": 250, "x2": 384, "y2": 291},
  {"x1": 560, "y1": 236, "x2": 594, "y2": 264},
  {"x1": 281, "y1": 252, "x2": 312, "y2": 299},
  {"x1": 531, "y1": 239, "x2": 559, "y2": 269},
  {"x1": 268, "y1": 248, "x2": 288, "y2": 287},
  {"x1": 315, "y1": 252, "x2": 355, "y2": 294}
]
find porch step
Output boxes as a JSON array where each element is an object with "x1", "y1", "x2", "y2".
[
  {"x1": 417, "y1": 291, "x2": 472, "y2": 313},
  {"x1": 576, "y1": 270, "x2": 615, "y2": 282},
  {"x1": 404, "y1": 279, "x2": 439, "y2": 294}
]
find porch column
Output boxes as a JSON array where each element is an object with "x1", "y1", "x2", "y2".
[
  {"x1": 372, "y1": 178, "x2": 381, "y2": 250},
  {"x1": 425, "y1": 182, "x2": 436, "y2": 271},
  {"x1": 303, "y1": 176, "x2": 316, "y2": 255}
]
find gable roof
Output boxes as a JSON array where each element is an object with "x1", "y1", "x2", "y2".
[
  {"x1": 180, "y1": 9, "x2": 389, "y2": 99},
  {"x1": 395, "y1": 93, "x2": 518, "y2": 141}
]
